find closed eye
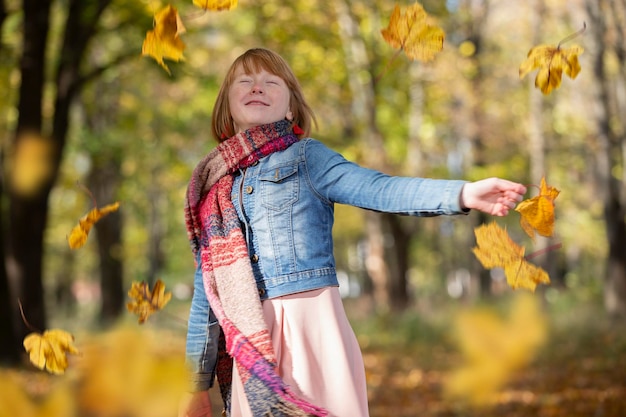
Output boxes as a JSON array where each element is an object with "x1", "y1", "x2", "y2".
[{"x1": 266, "y1": 77, "x2": 283, "y2": 85}]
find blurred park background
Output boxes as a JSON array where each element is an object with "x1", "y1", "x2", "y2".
[{"x1": 1, "y1": 0, "x2": 625, "y2": 416}]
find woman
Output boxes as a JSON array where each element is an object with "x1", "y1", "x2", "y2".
[{"x1": 181, "y1": 48, "x2": 526, "y2": 417}]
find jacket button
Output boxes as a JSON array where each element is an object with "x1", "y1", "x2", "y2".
[
  {"x1": 245, "y1": 185, "x2": 254, "y2": 194},
  {"x1": 250, "y1": 254, "x2": 259, "y2": 262},
  {"x1": 258, "y1": 288, "x2": 266, "y2": 296}
]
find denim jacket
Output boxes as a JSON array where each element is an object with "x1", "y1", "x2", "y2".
[{"x1": 186, "y1": 138, "x2": 468, "y2": 390}]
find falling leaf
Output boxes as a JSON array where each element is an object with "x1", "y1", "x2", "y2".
[
  {"x1": 381, "y1": 2, "x2": 445, "y2": 62},
  {"x1": 126, "y1": 279, "x2": 172, "y2": 324},
  {"x1": 23, "y1": 329, "x2": 80, "y2": 375},
  {"x1": 515, "y1": 176, "x2": 560, "y2": 240},
  {"x1": 78, "y1": 327, "x2": 188, "y2": 417},
  {"x1": 472, "y1": 222, "x2": 550, "y2": 291},
  {"x1": 193, "y1": 0, "x2": 237, "y2": 11},
  {"x1": 10, "y1": 132, "x2": 55, "y2": 197},
  {"x1": 67, "y1": 202, "x2": 121, "y2": 249},
  {"x1": 444, "y1": 293, "x2": 547, "y2": 405},
  {"x1": 519, "y1": 27, "x2": 584, "y2": 95},
  {"x1": 142, "y1": 5, "x2": 186, "y2": 74}
]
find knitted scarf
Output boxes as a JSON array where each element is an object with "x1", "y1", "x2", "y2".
[{"x1": 184, "y1": 120, "x2": 328, "y2": 417}]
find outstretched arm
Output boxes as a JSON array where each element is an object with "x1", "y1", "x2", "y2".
[{"x1": 460, "y1": 178, "x2": 527, "y2": 216}]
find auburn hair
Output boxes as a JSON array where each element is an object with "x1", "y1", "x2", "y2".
[{"x1": 211, "y1": 48, "x2": 316, "y2": 142}]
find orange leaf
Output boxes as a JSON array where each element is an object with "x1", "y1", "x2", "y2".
[
  {"x1": 472, "y1": 222, "x2": 550, "y2": 291},
  {"x1": 67, "y1": 202, "x2": 121, "y2": 249},
  {"x1": 192, "y1": 0, "x2": 237, "y2": 11},
  {"x1": 126, "y1": 279, "x2": 172, "y2": 324},
  {"x1": 142, "y1": 5, "x2": 186, "y2": 74},
  {"x1": 23, "y1": 329, "x2": 80, "y2": 375},
  {"x1": 515, "y1": 176, "x2": 560, "y2": 240},
  {"x1": 381, "y1": 2, "x2": 445, "y2": 62},
  {"x1": 519, "y1": 42, "x2": 583, "y2": 95}
]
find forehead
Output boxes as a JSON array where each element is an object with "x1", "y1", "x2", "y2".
[
  {"x1": 232, "y1": 65, "x2": 275, "y2": 77},
  {"x1": 233, "y1": 55, "x2": 284, "y2": 77}
]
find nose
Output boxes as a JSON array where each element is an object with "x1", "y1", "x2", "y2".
[{"x1": 251, "y1": 84, "x2": 264, "y2": 94}]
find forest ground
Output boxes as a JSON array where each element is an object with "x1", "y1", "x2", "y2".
[
  {"x1": 357, "y1": 303, "x2": 626, "y2": 417},
  {"x1": 2, "y1": 293, "x2": 625, "y2": 417},
  {"x1": 200, "y1": 294, "x2": 626, "y2": 417}
]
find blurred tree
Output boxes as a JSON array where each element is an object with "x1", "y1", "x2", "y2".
[
  {"x1": 83, "y1": 77, "x2": 125, "y2": 324},
  {"x1": 334, "y1": 0, "x2": 406, "y2": 311},
  {"x1": 4, "y1": 0, "x2": 54, "y2": 362},
  {"x1": 0, "y1": 0, "x2": 20, "y2": 365},
  {"x1": 1, "y1": 0, "x2": 142, "y2": 361},
  {"x1": 585, "y1": 0, "x2": 626, "y2": 317},
  {"x1": 450, "y1": 0, "x2": 494, "y2": 297}
]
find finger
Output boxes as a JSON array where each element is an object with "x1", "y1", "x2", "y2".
[
  {"x1": 503, "y1": 190, "x2": 524, "y2": 202},
  {"x1": 498, "y1": 180, "x2": 527, "y2": 196}
]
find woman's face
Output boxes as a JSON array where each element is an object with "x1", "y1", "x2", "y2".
[{"x1": 228, "y1": 66, "x2": 291, "y2": 133}]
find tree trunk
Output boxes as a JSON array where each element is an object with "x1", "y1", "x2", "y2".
[
  {"x1": 82, "y1": 70, "x2": 125, "y2": 324},
  {"x1": 586, "y1": 0, "x2": 626, "y2": 317},
  {"x1": 0, "y1": 0, "x2": 20, "y2": 365},
  {"x1": 384, "y1": 214, "x2": 411, "y2": 310},
  {"x1": 454, "y1": 0, "x2": 492, "y2": 298},
  {"x1": 7, "y1": 0, "x2": 112, "y2": 353},
  {"x1": 526, "y1": 0, "x2": 566, "y2": 288},
  {"x1": 8, "y1": 0, "x2": 53, "y2": 347},
  {"x1": 0, "y1": 185, "x2": 19, "y2": 364},
  {"x1": 88, "y1": 161, "x2": 124, "y2": 324},
  {"x1": 147, "y1": 166, "x2": 166, "y2": 286},
  {"x1": 334, "y1": 0, "x2": 412, "y2": 311}
]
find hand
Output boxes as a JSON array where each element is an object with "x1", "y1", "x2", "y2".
[
  {"x1": 460, "y1": 178, "x2": 527, "y2": 216},
  {"x1": 178, "y1": 390, "x2": 214, "y2": 417}
]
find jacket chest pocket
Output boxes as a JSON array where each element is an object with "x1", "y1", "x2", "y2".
[{"x1": 259, "y1": 165, "x2": 299, "y2": 211}]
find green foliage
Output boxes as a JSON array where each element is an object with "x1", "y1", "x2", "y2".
[{"x1": 1, "y1": 0, "x2": 605, "y2": 326}]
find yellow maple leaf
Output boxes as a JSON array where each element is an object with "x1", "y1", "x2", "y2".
[
  {"x1": 78, "y1": 327, "x2": 188, "y2": 417},
  {"x1": 126, "y1": 279, "x2": 172, "y2": 324},
  {"x1": 472, "y1": 222, "x2": 550, "y2": 291},
  {"x1": 519, "y1": 24, "x2": 585, "y2": 95},
  {"x1": 23, "y1": 329, "x2": 80, "y2": 375},
  {"x1": 193, "y1": 0, "x2": 237, "y2": 11},
  {"x1": 444, "y1": 294, "x2": 547, "y2": 405},
  {"x1": 381, "y1": 2, "x2": 445, "y2": 62},
  {"x1": 142, "y1": 5, "x2": 186, "y2": 74},
  {"x1": 67, "y1": 201, "x2": 121, "y2": 249},
  {"x1": 515, "y1": 176, "x2": 560, "y2": 240}
]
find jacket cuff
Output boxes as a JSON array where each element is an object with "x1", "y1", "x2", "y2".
[
  {"x1": 189, "y1": 371, "x2": 215, "y2": 392},
  {"x1": 445, "y1": 180, "x2": 470, "y2": 214}
]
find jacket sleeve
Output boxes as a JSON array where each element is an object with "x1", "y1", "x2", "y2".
[
  {"x1": 302, "y1": 139, "x2": 469, "y2": 216},
  {"x1": 185, "y1": 255, "x2": 220, "y2": 391}
]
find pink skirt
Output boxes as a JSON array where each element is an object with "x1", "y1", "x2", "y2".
[{"x1": 230, "y1": 287, "x2": 369, "y2": 417}]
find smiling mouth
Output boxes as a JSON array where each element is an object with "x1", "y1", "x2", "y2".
[{"x1": 245, "y1": 100, "x2": 268, "y2": 106}]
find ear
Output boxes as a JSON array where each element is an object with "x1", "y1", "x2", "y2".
[{"x1": 286, "y1": 111, "x2": 293, "y2": 121}]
